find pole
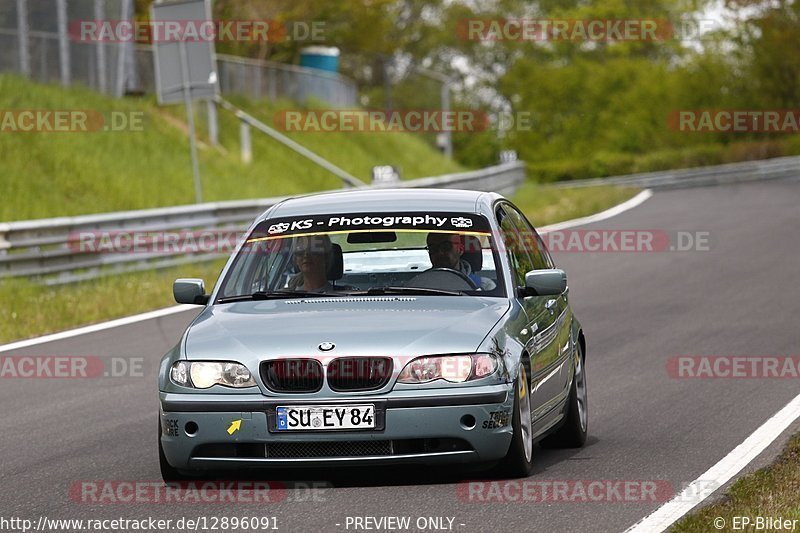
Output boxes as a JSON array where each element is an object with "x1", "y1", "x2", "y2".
[
  {"x1": 410, "y1": 65, "x2": 453, "y2": 159},
  {"x1": 116, "y1": 0, "x2": 132, "y2": 96},
  {"x1": 179, "y1": 41, "x2": 203, "y2": 204},
  {"x1": 56, "y1": 0, "x2": 70, "y2": 87},
  {"x1": 16, "y1": 0, "x2": 30, "y2": 77},
  {"x1": 383, "y1": 58, "x2": 392, "y2": 112},
  {"x1": 207, "y1": 100, "x2": 219, "y2": 146},
  {"x1": 94, "y1": 0, "x2": 107, "y2": 93},
  {"x1": 441, "y1": 77, "x2": 453, "y2": 159},
  {"x1": 240, "y1": 119, "x2": 252, "y2": 164}
]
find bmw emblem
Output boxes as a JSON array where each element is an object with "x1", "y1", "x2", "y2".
[{"x1": 318, "y1": 342, "x2": 335, "y2": 352}]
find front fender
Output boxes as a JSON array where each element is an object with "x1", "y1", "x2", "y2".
[
  {"x1": 158, "y1": 343, "x2": 182, "y2": 392},
  {"x1": 476, "y1": 300, "x2": 527, "y2": 384}
]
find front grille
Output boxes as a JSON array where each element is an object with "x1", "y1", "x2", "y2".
[
  {"x1": 327, "y1": 357, "x2": 393, "y2": 391},
  {"x1": 261, "y1": 359, "x2": 323, "y2": 393},
  {"x1": 192, "y1": 439, "x2": 473, "y2": 460},
  {"x1": 266, "y1": 440, "x2": 392, "y2": 458}
]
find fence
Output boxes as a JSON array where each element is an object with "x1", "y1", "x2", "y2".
[
  {"x1": 0, "y1": 162, "x2": 526, "y2": 285},
  {"x1": 0, "y1": 0, "x2": 131, "y2": 95},
  {"x1": 0, "y1": 0, "x2": 358, "y2": 106},
  {"x1": 134, "y1": 48, "x2": 358, "y2": 106}
]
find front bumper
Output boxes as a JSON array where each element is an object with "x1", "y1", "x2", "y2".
[{"x1": 159, "y1": 385, "x2": 514, "y2": 470}]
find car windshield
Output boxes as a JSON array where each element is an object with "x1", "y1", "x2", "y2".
[{"x1": 216, "y1": 211, "x2": 505, "y2": 301}]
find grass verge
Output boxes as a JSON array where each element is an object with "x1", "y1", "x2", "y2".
[
  {"x1": 0, "y1": 259, "x2": 226, "y2": 344},
  {"x1": 673, "y1": 435, "x2": 800, "y2": 532},
  {"x1": 512, "y1": 183, "x2": 641, "y2": 227},
  {"x1": 0, "y1": 185, "x2": 640, "y2": 343}
]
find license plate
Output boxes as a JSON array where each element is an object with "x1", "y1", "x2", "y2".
[{"x1": 276, "y1": 405, "x2": 375, "y2": 431}]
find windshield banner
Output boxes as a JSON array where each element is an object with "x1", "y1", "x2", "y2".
[{"x1": 250, "y1": 212, "x2": 492, "y2": 240}]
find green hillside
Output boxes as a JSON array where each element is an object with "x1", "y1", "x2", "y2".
[{"x1": 0, "y1": 75, "x2": 464, "y2": 221}]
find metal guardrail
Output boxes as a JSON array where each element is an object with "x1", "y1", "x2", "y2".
[
  {"x1": 548, "y1": 155, "x2": 800, "y2": 190},
  {"x1": 373, "y1": 162, "x2": 526, "y2": 198},
  {"x1": 0, "y1": 162, "x2": 526, "y2": 285}
]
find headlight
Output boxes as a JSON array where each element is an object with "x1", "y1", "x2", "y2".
[
  {"x1": 397, "y1": 354, "x2": 498, "y2": 384},
  {"x1": 170, "y1": 361, "x2": 256, "y2": 389}
]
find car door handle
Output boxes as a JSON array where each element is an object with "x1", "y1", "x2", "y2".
[{"x1": 545, "y1": 299, "x2": 557, "y2": 314}]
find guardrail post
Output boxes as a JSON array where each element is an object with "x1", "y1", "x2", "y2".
[{"x1": 240, "y1": 118, "x2": 252, "y2": 164}]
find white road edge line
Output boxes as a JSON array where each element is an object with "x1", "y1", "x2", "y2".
[
  {"x1": 539, "y1": 189, "x2": 653, "y2": 233},
  {"x1": 0, "y1": 188, "x2": 654, "y2": 353},
  {"x1": 0, "y1": 304, "x2": 197, "y2": 353},
  {"x1": 626, "y1": 392, "x2": 800, "y2": 533}
]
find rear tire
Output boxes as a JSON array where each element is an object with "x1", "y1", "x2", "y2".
[
  {"x1": 495, "y1": 362, "x2": 534, "y2": 478},
  {"x1": 541, "y1": 342, "x2": 588, "y2": 448}
]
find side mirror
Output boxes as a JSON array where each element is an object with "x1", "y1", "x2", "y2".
[
  {"x1": 523, "y1": 269, "x2": 566, "y2": 296},
  {"x1": 173, "y1": 278, "x2": 209, "y2": 305}
]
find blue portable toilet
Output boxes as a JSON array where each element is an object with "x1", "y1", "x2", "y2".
[{"x1": 299, "y1": 46, "x2": 341, "y2": 73}]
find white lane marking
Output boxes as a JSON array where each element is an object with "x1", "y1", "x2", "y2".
[
  {"x1": 0, "y1": 189, "x2": 653, "y2": 350},
  {"x1": 0, "y1": 305, "x2": 196, "y2": 353},
  {"x1": 538, "y1": 189, "x2": 653, "y2": 233},
  {"x1": 626, "y1": 392, "x2": 800, "y2": 533}
]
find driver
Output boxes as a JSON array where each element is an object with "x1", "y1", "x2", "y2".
[{"x1": 426, "y1": 232, "x2": 496, "y2": 291}]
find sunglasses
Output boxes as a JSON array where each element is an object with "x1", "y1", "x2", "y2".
[
  {"x1": 426, "y1": 240, "x2": 458, "y2": 254},
  {"x1": 293, "y1": 249, "x2": 325, "y2": 258}
]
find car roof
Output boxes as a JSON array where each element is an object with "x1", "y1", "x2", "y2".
[{"x1": 265, "y1": 188, "x2": 504, "y2": 220}]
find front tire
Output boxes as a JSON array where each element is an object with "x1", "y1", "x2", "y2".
[
  {"x1": 541, "y1": 342, "x2": 588, "y2": 448},
  {"x1": 496, "y1": 362, "x2": 534, "y2": 478}
]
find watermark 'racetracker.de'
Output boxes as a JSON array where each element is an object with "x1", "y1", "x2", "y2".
[
  {"x1": 70, "y1": 481, "x2": 287, "y2": 504},
  {"x1": 456, "y1": 480, "x2": 674, "y2": 503},
  {"x1": 0, "y1": 110, "x2": 143, "y2": 133},
  {"x1": 669, "y1": 109, "x2": 800, "y2": 133},
  {"x1": 0, "y1": 356, "x2": 143, "y2": 379},
  {"x1": 70, "y1": 19, "x2": 325, "y2": 43},
  {"x1": 668, "y1": 356, "x2": 800, "y2": 378},
  {"x1": 540, "y1": 229, "x2": 711, "y2": 253}
]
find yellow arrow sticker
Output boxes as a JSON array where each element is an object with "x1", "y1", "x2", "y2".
[{"x1": 227, "y1": 419, "x2": 242, "y2": 435}]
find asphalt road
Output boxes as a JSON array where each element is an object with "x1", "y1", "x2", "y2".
[{"x1": 2, "y1": 179, "x2": 799, "y2": 533}]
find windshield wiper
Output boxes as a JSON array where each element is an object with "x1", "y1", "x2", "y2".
[
  {"x1": 346, "y1": 286, "x2": 465, "y2": 297},
  {"x1": 217, "y1": 290, "x2": 340, "y2": 303}
]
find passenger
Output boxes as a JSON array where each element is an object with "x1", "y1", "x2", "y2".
[
  {"x1": 425, "y1": 233, "x2": 496, "y2": 290},
  {"x1": 287, "y1": 235, "x2": 334, "y2": 292}
]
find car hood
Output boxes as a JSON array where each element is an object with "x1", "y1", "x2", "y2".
[{"x1": 184, "y1": 296, "x2": 509, "y2": 360}]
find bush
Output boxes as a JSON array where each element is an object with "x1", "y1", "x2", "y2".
[
  {"x1": 527, "y1": 140, "x2": 799, "y2": 183},
  {"x1": 527, "y1": 159, "x2": 595, "y2": 182},
  {"x1": 589, "y1": 151, "x2": 636, "y2": 177},
  {"x1": 721, "y1": 140, "x2": 785, "y2": 163},
  {"x1": 781, "y1": 136, "x2": 800, "y2": 156}
]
